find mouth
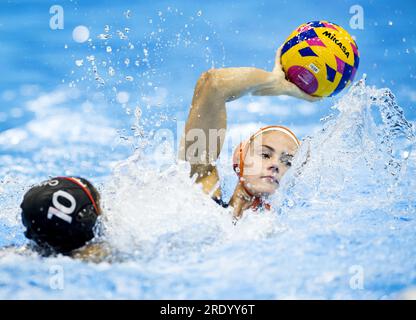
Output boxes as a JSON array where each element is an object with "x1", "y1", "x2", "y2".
[{"x1": 261, "y1": 176, "x2": 279, "y2": 186}]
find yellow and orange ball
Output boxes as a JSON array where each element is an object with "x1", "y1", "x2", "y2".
[{"x1": 281, "y1": 20, "x2": 360, "y2": 97}]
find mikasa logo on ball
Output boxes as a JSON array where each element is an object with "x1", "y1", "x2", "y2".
[{"x1": 322, "y1": 30, "x2": 350, "y2": 58}]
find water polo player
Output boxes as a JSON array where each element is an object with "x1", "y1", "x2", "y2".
[
  {"x1": 20, "y1": 176, "x2": 102, "y2": 254},
  {"x1": 179, "y1": 46, "x2": 320, "y2": 219}
]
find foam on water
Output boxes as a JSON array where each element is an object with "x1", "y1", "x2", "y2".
[{"x1": 275, "y1": 78, "x2": 416, "y2": 211}]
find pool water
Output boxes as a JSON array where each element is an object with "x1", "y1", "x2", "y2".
[{"x1": 0, "y1": 0, "x2": 415, "y2": 299}]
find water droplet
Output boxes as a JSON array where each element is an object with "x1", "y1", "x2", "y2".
[
  {"x1": 108, "y1": 67, "x2": 115, "y2": 76},
  {"x1": 95, "y1": 76, "x2": 105, "y2": 86},
  {"x1": 117, "y1": 30, "x2": 128, "y2": 40},
  {"x1": 124, "y1": 58, "x2": 130, "y2": 66},
  {"x1": 75, "y1": 59, "x2": 84, "y2": 67},
  {"x1": 125, "y1": 75, "x2": 134, "y2": 81},
  {"x1": 106, "y1": 46, "x2": 112, "y2": 53},
  {"x1": 197, "y1": 10, "x2": 202, "y2": 17},
  {"x1": 124, "y1": 10, "x2": 132, "y2": 19},
  {"x1": 98, "y1": 33, "x2": 111, "y2": 40},
  {"x1": 135, "y1": 107, "x2": 142, "y2": 118}
]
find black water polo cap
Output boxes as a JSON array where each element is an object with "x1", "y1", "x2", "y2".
[{"x1": 20, "y1": 177, "x2": 101, "y2": 253}]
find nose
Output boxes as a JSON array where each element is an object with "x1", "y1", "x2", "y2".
[{"x1": 268, "y1": 163, "x2": 279, "y2": 174}]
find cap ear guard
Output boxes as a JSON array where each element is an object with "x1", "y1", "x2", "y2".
[{"x1": 232, "y1": 142, "x2": 244, "y2": 177}]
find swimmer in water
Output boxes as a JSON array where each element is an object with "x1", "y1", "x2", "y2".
[
  {"x1": 4, "y1": 176, "x2": 111, "y2": 262},
  {"x1": 179, "y1": 46, "x2": 320, "y2": 219}
]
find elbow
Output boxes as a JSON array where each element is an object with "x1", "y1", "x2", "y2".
[{"x1": 197, "y1": 69, "x2": 219, "y2": 91}]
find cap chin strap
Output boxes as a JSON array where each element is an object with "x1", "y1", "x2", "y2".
[
  {"x1": 234, "y1": 125, "x2": 300, "y2": 211},
  {"x1": 58, "y1": 177, "x2": 100, "y2": 215}
]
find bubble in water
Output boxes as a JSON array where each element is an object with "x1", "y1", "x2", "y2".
[
  {"x1": 128, "y1": 43, "x2": 135, "y2": 50},
  {"x1": 135, "y1": 60, "x2": 140, "y2": 67},
  {"x1": 72, "y1": 25, "x2": 90, "y2": 43},
  {"x1": 75, "y1": 59, "x2": 84, "y2": 67},
  {"x1": 106, "y1": 46, "x2": 112, "y2": 53},
  {"x1": 197, "y1": 10, "x2": 202, "y2": 16},
  {"x1": 388, "y1": 21, "x2": 393, "y2": 26},
  {"x1": 108, "y1": 66, "x2": 115, "y2": 76},
  {"x1": 125, "y1": 76, "x2": 134, "y2": 81},
  {"x1": 86, "y1": 55, "x2": 95, "y2": 62},
  {"x1": 124, "y1": 58, "x2": 130, "y2": 66},
  {"x1": 104, "y1": 25, "x2": 110, "y2": 33}
]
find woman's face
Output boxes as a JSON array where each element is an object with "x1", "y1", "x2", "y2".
[{"x1": 241, "y1": 131, "x2": 298, "y2": 195}]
